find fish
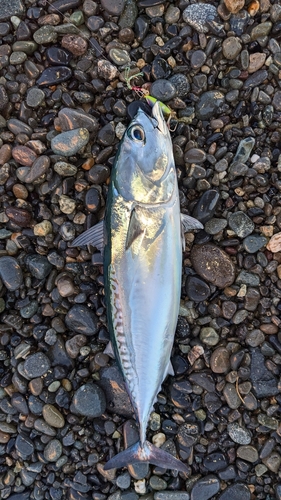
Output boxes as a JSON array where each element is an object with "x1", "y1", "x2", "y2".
[{"x1": 72, "y1": 101, "x2": 203, "y2": 472}]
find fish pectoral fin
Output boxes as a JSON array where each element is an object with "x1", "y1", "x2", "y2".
[
  {"x1": 181, "y1": 214, "x2": 203, "y2": 251},
  {"x1": 126, "y1": 209, "x2": 145, "y2": 250},
  {"x1": 181, "y1": 213, "x2": 204, "y2": 232},
  {"x1": 71, "y1": 220, "x2": 105, "y2": 252},
  {"x1": 103, "y1": 341, "x2": 115, "y2": 359}
]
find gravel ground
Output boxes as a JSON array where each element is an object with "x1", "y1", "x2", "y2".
[{"x1": 0, "y1": 0, "x2": 281, "y2": 499}]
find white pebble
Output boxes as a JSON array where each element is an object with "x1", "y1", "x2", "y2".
[
  {"x1": 152, "y1": 432, "x2": 166, "y2": 448},
  {"x1": 134, "y1": 479, "x2": 146, "y2": 495}
]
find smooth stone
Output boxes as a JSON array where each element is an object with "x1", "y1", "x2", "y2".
[
  {"x1": 227, "y1": 423, "x2": 251, "y2": 445},
  {"x1": 149, "y1": 476, "x2": 167, "y2": 491},
  {"x1": 6, "y1": 206, "x2": 32, "y2": 227},
  {"x1": 43, "y1": 404, "x2": 65, "y2": 428},
  {"x1": 8, "y1": 118, "x2": 32, "y2": 136},
  {"x1": 88, "y1": 164, "x2": 110, "y2": 184},
  {"x1": 222, "y1": 37, "x2": 242, "y2": 59},
  {"x1": 58, "y1": 107, "x2": 99, "y2": 133},
  {"x1": 191, "y1": 475, "x2": 220, "y2": 500},
  {"x1": 24, "y1": 352, "x2": 51, "y2": 378},
  {"x1": 33, "y1": 25, "x2": 57, "y2": 44},
  {"x1": 191, "y1": 244, "x2": 235, "y2": 288},
  {"x1": 192, "y1": 190, "x2": 220, "y2": 223},
  {"x1": 15, "y1": 433, "x2": 34, "y2": 458},
  {"x1": 251, "y1": 21, "x2": 272, "y2": 40},
  {"x1": 65, "y1": 334, "x2": 87, "y2": 358},
  {"x1": 262, "y1": 452, "x2": 281, "y2": 473},
  {"x1": 99, "y1": 364, "x2": 133, "y2": 417},
  {"x1": 243, "y1": 235, "x2": 267, "y2": 253},
  {"x1": 228, "y1": 212, "x2": 254, "y2": 238},
  {"x1": 24, "y1": 155, "x2": 50, "y2": 183},
  {"x1": 0, "y1": 256, "x2": 23, "y2": 291},
  {"x1": 155, "y1": 494, "x2": 190, "y2": 500},
  {"x1": 223, "y1": 383, "x2": 241, "y2": 409},
  {"x1": 20, "y1": 300, "x2": 38, "y2": 319},
  {"x1": 61, "y1": 35, "x2": 87, "y2": 56},
  {"x1": 266, "y1": 232, "x2": 281, "y2": 253},
  {"x1": 210, "y1": 347, "x2": 230, "y2": 373},
  {"x1": 71, "y1": 383, "x2": 106, "y2": 418},
  {"x1": 87, "y1": 16, "x2": 104, "y2": 32},
  {"x1": 65, "y1": 305, "x2": 99, "y2": 336},
  {"x1": 200, "y1": 327, "x2": 219, "y2": 346},
  {"x1": 46, "y1": 46, "x2": 72, "y2": 66},
  {"x1": 183, "y1": 4, "x2": 218, "y2": 33},
  {"x1": 218, "y1": 483, "x2": 251, "y2": 500},
  {"x1": 48, "y1": 0, "x2": 81, "y2": 13},
  {"x1": 203, "y1": 453, "x2": 228, "y2": 471},
  {"x1": 151, "y1": 57, "x2": 172, "y2": 80},
  {"x1": 12, "y1": 145, "x2": 37, "y2": 166},
  {"x1": 190, "y1": 50, "x2": 206, "y2": 69},
  {"x1": 26, "y1": 87, "x2": 45, "y2": 108},
  {"x1": 232, "y1": 137, "x2": 255, "y2": 164},
  {"x1": 149, "y1": 79, "x2": 176, "y2": 102},
  {"x1": 0, "y1": 0, "x2": 24, "y2": 21},
  {"x1": 185, "y1": 275, "x2": 210, "y2": 302},
  {"x1": 250, "y1": 348, "x2": 278, "y2": 398},
  {"x1": 205, "y1": 218, "x2": 227, "y2": 235},
  {"x1": 196, "y1": 91, "x2": 225, "y2": 120},
  {"x1": 243, "y1": 69, "x2": 268, "y2": 89},
  {"x1": 54, "y1": 161, "x2": 77, "y2": 176},
  {"x1": 85, "y1": 188, "x2": 100, "y2": 212},
  {"x1": 0, "y1": 85, "x2": 8, "y2": 110},
  {"x1": 109, "y1": 48, "x2": 130, "y2": 66},
  {"x1": 236, "y1": 270, "x2": 260, "y2": 286},
  {"x1": 189, "y1": 372, "x2": 215, "y2": 392},
  {"x1": 10, "y1": 51, "x2": 27, "y2": 64},
  {"x1": 12, "y1": 41, "x2": 37, "y2": 55},
  {"x1": 224, "y1": 0, "x2": 245, "y2": 14},
  {"x1": 184, "y1": 148, "x2": 206, "y2": 164},
  {"x1": 169, "y1": 74, "x2": 190, "y2": 98},
  {"x1": 44, "y1": 439, "x2": 62, "y2": 462},
  {"x1": 97, "y1": 123, "x2": 115, "y2": 146},
  {"x1": 26, "y1": 255, "x2": 52, "y2": 279},
  {"x1": 101, "y1": 0, "x2": 125, "y2": 15},
  {"x1": 37, "y1": 66, "x2": 72, "y2": 87},
  {"x1": 237, "y1": 445, "x2": 258, "y2": 463},
  {"x1": 51, "y1": 128, "x2": 89, "y2": 156}
]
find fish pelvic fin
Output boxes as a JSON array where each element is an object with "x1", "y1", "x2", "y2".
[{"x1": 104, "y1": 440, "x2": 188, "y2": 473}]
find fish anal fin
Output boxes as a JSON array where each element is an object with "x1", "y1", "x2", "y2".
[
  {"x1": 104, "y1": 440, "x2": 188, "y2": 473},
  {"x1": 126, "y1": 209, "x2": 145, "y2": 250},
  {"x1": 71, "y1": 220, "x2": 105, "y2": 252}
]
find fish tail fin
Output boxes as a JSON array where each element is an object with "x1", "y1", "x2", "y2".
[{"x1": 104, "y1": 440, "x2": 188, "y2": 473}]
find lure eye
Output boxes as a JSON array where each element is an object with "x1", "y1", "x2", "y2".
[{"x1": 128, "y1": 125, "x2": 145, "y2": 142}]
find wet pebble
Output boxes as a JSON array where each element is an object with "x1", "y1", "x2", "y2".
[
  {"x1": 26, "y1": 255, "x2": 52, "y2": 279},
  {"x1": 23, "y1": 352, "x2": 51, "y2": 378},
  {"x1": 44, "y1": 439, "x2": 62, "y2": 462},
  {"x1": 185, "y1": 275, "x2": 210, "y2": 302},
  {"x1": 192, "y1": 190, "x2": 220, "y2": 224},
  {"x1": 26, "y1": 87, "x2": 45, "y2": 108},
  {"x1": 227, "y1": 423, "x2": 251, "y2": 445},
  {"x1": 0, "y1": 256, "x2": 23, "y2": 291},
  {"x1": 183, "y1": 4, "x2": 218, "y2": 33},
  {"x1": 191, "y1": 475, "x2": 220, "y2": 500},
  {"x1": 210, "y1": 347, "x2": 230, "y2": 373},
  {"x1": 150, "y1": 80, "x2": 176, "y2": 102},
  {"x1": 43, "y1": 404, "x2": 65, "y2": 428},
  {"x1": 196, "y1": 91, "x2": 225, "y2": 120},
  {"x1": 243, "y1": 235, "x2": 267, "y2": 253},
  {"x1": 37, "y1": 66, "x2": 72, "y2": 87},
  {"x1": 65, "y1": 305, "x2": 99, "y2": 336},
  {"x1": 228, "y1": 212, "x2": 254, "y2": 238},
  {"x1": 218, "y1": 483, "x2": 250, "y2": 500},
  {"x1": 191, "y1": 244, "x2": 235, "y2": 288},
  {"x1": 51, "y1": 128, "x2": 89, "y2": 156},
  {"x1": 71, "y1": 383, "x2": 106, "y2": 418},
  {"x1": 61, "y1": 35, "x2": 87, "y2": 56}
]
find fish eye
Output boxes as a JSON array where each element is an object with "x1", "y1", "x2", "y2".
[{"x1": 128, "y1": 125, "x2": 145, "y2": 142}]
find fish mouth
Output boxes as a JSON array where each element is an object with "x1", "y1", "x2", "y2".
[{"x1": 136, "y1": 101, "x2": 167, "y2": 135}]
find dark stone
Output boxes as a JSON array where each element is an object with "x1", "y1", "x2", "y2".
[
  {"x1": 85, "y1": 188, "x2": 101, "y2": 213},
  {"x1": 196, "y1": 91, "x2": 225, "y2": 120},
  {"x1": 218, "y1": 483, "x2": 251, "y2": 500},
  {"x1": 170, "y1": 380, "x2": 192, "y2": 409},
  {"x1": 26, "y1": 255, "x2": 53, "y2": 279},
  {"x1": 243, "y1": 70, "x2": 268, "y2": 89},
  {"x1": 65, "y1": 305, "x2": 99, "y2": 336},
  {"x1": 135, "y1": 16, "x2": 149, "y2": 42},
  {"x1": 99, "y1": 364, "x2": 133, "y2": 417},
  {"x1": 151, "y1": 57, "x2": 172, "y2": 80},
  {"x1": 37, "y1": 66, "x2": 72, "y2": 87},
  {"x1": 203, "y1": 452, "x2": 228, "y2": 471},
  {"x1": 189, "y1": 372, "x2": 215, "y2": 392},
  {"x1": 150, "y1": 79, "x2": 176, "y2": 102},
  {"x1": 46, "y1": 46, "x2": 72, "y2": 66},
  {"x1": 191, "y1": 475, "x2": 220, "y2": 500},
  {"x1": 0, "y1": 0, "x2": 24, "y2": 21},
  {"x1": 185, "y1": 275, "x2": 210, "y2": 302},
  {"x1": 23, "y1": 352, "x2": 51, "y2": 378},
  {"x1": 192, "y1": 190, "x2": 220, "y2": 224},
  {"x1": 58, "y1": 107, "x2": 99, "y2": 133},
  {"x1": 250, "y1": 348, "x2": 279, "y2": 398},
  {"x1": 0, "y1": 256, "x2": 23, "y2": 291},
  {"x1": 190, "y1": 244, "x2": 236, "y2": 288},
  {"x1": 15, "y1": 433, "x2": 34, "y2": 459},
  {"x1": 71, "y1": 383, "x2": 106, "y2": 418},
  {"x1": 48, "y1": 0, "x2": 81, "y2": 13}
]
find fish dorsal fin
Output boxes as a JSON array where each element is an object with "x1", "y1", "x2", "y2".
[
  {"x1": 126, "y1": 208, "x2": 146, "y2": 250},
  {"x1": 181, "y1": 214, "x2": 203, "y2": 251},
  {"x1": 104, "y1": 341, "x2": 115, "y2": 359},
  {"x1": 71, "y1": 220, "x2": 105, "y2": 252}
]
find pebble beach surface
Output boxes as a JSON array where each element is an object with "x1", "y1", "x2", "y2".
[{"x1": 0, "y1": 0, "x2": 281, "y2": 499}]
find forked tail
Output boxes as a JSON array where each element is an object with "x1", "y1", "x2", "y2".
[{"x1": 104, "y1": 440, "x2": 188, "y2": 473}]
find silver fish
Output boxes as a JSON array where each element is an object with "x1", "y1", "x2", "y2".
[{"x1": 72, "y1": 102, "x2": 203, "y2": 472}]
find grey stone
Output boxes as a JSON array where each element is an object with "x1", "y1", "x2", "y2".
[
  {"x1": 71, "y1": 383, "x2": 106, "y2": 418},
  {"x1": 227, "y1": 423, "x2": 251, "y2": 445},
  {"x1": 196, "y1": 91, "x2": 225, "y2": 120},
  {"x1": 0, "y1": 0, "x2": 24, "y2": 21},
  {"x1": 183, "y1": 4, "x2": 218, "y2": 33},
  {"x1": 228, "y1": 211, "x2": 254, "y2": 238}
]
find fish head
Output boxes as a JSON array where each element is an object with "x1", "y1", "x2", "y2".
[{"x1": 114, "y1": 101, "x2": 176, "y2": 204}]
